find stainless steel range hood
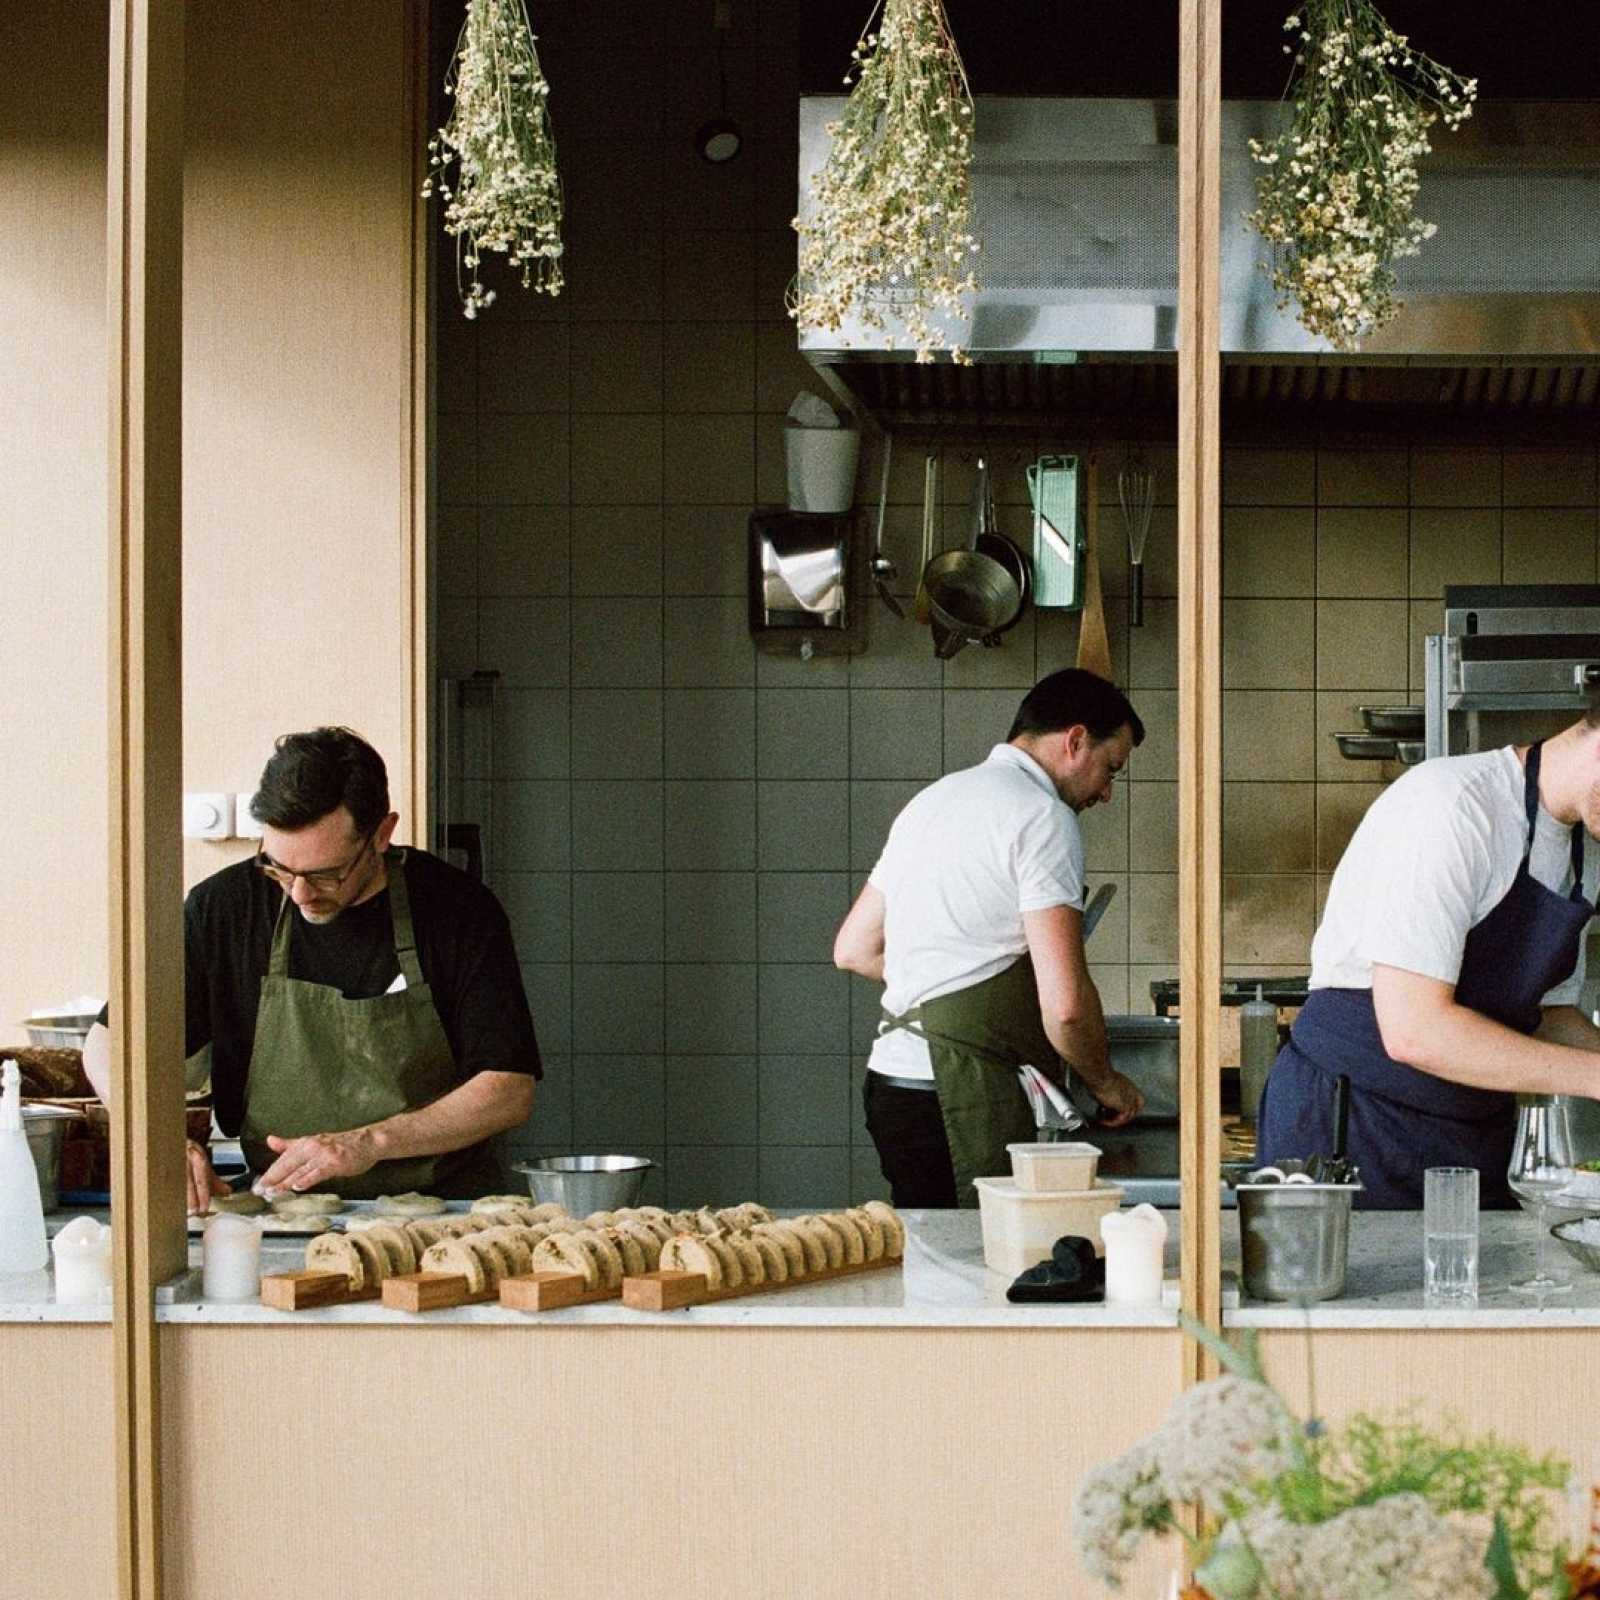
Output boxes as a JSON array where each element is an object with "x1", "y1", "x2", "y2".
[{"x1": 798, "y1": 97, "x2": 1600, "y2": 429}]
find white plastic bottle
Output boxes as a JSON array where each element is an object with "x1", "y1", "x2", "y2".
[{"x1": 0, "y1": 1059, "x2": 48, "y2": 1273}]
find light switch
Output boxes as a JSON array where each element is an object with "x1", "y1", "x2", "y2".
[
  {"x1": 183, "y1": 793, "x2": 232, "y2": 839},
  {"x1": 234, "y1": 794, "x2": 264, "y2": 839}
]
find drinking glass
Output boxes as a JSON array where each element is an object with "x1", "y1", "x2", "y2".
[
  {"x1": 1507, "y1": 1096, "x2": 1574, "y2": 1296},
  {"x1": 1423, "y1": 1166, "x2": 1478, "y2": 1305}
]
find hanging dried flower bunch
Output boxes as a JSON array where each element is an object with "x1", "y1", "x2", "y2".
[
  {"x1": 788, "y1": 0, "x2": 979, "y2": 364},
  {"x1": 422, "y1": 0, "x2": 564, "y2": 319},
  {"x1": 1247, "y1": 0, "x2": 1477, "y2": 351}
]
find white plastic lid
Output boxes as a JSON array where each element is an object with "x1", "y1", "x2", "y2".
[
  {"x1": 1006, "y1": 1141, "x2": 1101, "y2": 1157},
  {"x1": 973, "y1": 1176, "x2": 1122, "y2": 1201}
]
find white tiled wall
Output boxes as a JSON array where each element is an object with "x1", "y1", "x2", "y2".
[{"x1": 431, "y1": 1, "x2": 1600, "y2": 1204}]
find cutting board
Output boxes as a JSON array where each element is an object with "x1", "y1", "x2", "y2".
[{"x1": 1076, "y1": 454, "x2": 1113, "y2": 679}]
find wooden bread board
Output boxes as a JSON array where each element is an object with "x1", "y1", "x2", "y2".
[
  {"x1": 622, "y1": 1250, "x2": 903, "y2": 1312},
  {"x1": 382, "y1": 1269, "x2": 616, "y2": 1313},
  {"x1": 260, "y1": 1270, "x2": 381, "y2": 1311}
]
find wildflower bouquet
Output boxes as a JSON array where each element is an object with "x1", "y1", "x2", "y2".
[
  {"x1": 788, "y1": 0, "x2": 979, "y2": 363},
  {"x1": 424, "y1": 0, "x2": 563, "y2": 318},
  {"x1": 1246, "y1": 0, "x2": 1477, "y2": 350},
  {"x1": 1071, "y1": 1321, "x2": 1572, "y2": 1599}
]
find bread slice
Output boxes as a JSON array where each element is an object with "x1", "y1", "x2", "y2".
[
  {"x1": 752, "y1": 1221, "x2": 808, "y2": 1277},
  {"x1": 843, "y1": 1207, "x2": 885, "y2": 1261},
  {"x1": 532, "y1": 1232, "x2": 600, "y2": 1289},
  {"x1": 419, "y1": 1239, "x2": 487, "y2": 1296},
  {"x1": 659, "y1": 1233, "x2": 723, "y2": 1289},
  {"x1": 746, "y1": 1231, "x2": 788, "y2": 1285},
  {"x1": 723, "y1": 1231, "x2": 764, "y2": 1287},
  {"x1": 862, "y1": 1200, "x2": 905, "y2": 1258},
  {"x1": 816, "y1": 1213, "x2": 865, "y2": 1265},
  {"x1": 304, "y1": 1233, "x2": 367, "y2": 1291},
  {"x1": 794, "y1": 1216, "x2": 844, "y2": 1270}
]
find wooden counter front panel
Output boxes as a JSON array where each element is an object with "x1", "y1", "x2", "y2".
[
  {"x1": 0, "y1": 1327, "x2": 117, "y2": 1600},
  {"x1": 160, "y1": 1326, "x2": 1180, "y2": 1600}
]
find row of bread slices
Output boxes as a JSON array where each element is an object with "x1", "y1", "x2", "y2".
[{"x1": 299, "y1": 1199, "x2": 903, "y2": 1298}]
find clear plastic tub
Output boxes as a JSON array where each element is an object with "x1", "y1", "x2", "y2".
[
  {"x1": 972, "y1": 1176, "x2": 1124, "y2": 1277},
  {"x1": 1006, "y1": 1141, "x2": 1101, "y2": 1192}
]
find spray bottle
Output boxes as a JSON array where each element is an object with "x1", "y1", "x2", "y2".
[
  {"x1": 0, "y1": 1058, "x2": 49, "y2": 1273},
  {"x1": 1238, "y1": 986, "x2": 1279, "y2": 1125}
]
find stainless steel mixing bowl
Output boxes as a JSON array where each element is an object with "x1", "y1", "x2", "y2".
[{"x1": 511, "y1": 1154, "x2": 652, "y2": 1214}]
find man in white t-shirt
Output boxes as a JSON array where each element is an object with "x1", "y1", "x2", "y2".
[
  {"x1": 1259, "y1": 715, "x2": 1600, "y2": 1209},
  {"x1": 834, "y1": 669, "x2": 1146, "y2": 1208}
]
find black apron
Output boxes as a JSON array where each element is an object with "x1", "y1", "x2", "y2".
[
  {"x1": 1259, "y1": 743, "x2": 1593, "y2": 1209},
  {"x1": 240, "y1": 850, "x2": 503, "y2": 1199},
  {"x1": 879, "y1": 954, "x2": 1060, "y2": 1208}
]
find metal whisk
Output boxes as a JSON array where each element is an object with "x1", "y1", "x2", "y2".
[{"x1": 1116, "y1": 453, "x2": 1156, "y2": 628}]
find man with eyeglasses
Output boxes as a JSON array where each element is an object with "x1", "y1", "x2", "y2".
[{"x1": 84, "y1": 727, "x2": 541, "y2": 1210}]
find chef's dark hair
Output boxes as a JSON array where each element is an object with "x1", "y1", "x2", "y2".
[
  {"x1": 251, "y1": 727, "x2": 390, "y2": 837},
  {"x1": 1008, "y1": 669, "x2": 1145, "y2": 746}
]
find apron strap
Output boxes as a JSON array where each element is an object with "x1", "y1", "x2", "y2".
[
  {"x1": 880, "y1": 1006, "x2": 1020, "y2": 1075},
  {"x1": 385, "y1": 850, "x2": 426, "y2": 988},
  {"x1": 265, "y1": 890, "x2": 293, "y2": 977},
  {"x1": 1523, "y1": 743, "x2": 1590, "y2": 907}
]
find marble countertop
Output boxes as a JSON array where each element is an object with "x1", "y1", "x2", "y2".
[
  {"x1": 2, "y1": 1208, "x2": 1183, "y2": 1329},
  {"x1": 11, "y1": 1205, "x2": 1597, "y2": 1330}
]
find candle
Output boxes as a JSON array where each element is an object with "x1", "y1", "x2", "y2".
[
  {"x1": 51, "y1": 1216, "x2": 112, "y2": 1305},
  {"x1": 1100, "y1": 1204, "x2": 1168, "y2": 1306},
  {"x1": 202, "y1": 1213, "x2": 263, "y2": 1302}
]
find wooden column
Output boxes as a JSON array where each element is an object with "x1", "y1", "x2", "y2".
[
  {"x1": 107, "y1": 3, "x2": 186, "y2": 1598},
  {"x1": 1176, "y1": 0, "x2": 1224, "y2": 1384},
  {"x1": 404, "y1": 0, "x2": 432, "y2": 845}
]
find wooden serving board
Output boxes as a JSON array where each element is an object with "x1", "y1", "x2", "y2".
[
  {"x1": 621, "y1": 1251, "x2": 903, "y2": 1312},
  {"x1": 260, "y1": 1270, "x2": 379, "y2": 1311},
  {"x1": 380, "y1": 1269, "x2": 617, "y2": 1313}
]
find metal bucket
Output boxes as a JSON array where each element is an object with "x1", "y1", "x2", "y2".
[
  {"x1": 1237, "y1": 1180, "x2": 1361, "y2": 1301},
  {"x1": 23, "y1": 1106, "x2": 75, "y2": 1213}
]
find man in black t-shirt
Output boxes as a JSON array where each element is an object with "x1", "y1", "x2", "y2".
[{"x1": 87, "y1": 727, "x2": 541, "y2": 1206}]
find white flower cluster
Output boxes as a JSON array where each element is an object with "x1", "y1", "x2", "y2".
[
  {"x1": 1071, "y1": 1441, "x2": 1172, "y2": 1587},
  {"x1": 788, "y1": 0, "x2": 980, "y2": 364},
  {"x1": 1240, "y1": 1493, "x2": 1494, "y2": 1600},
  {"x1": 1246, "y1": 0, "x2": 1477, "y2": 350},
  {"x1": 1153, "y1": 1376, "x2": 1297, "y2": 1511},
  {"x1": 423, "y1": 0, "x2": 564, "y2": 318}
]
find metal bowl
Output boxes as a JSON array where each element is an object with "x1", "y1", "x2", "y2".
[
  {"x1": 511, "y1": 1154, "x2": 652, "y2": 1214},
  {"x1": 1551, "y1": 1217, "x2": 1600, "y2": 1274}
]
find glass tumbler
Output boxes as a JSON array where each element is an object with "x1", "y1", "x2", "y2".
[{"x1": 1423, "y1": 1166, "x2": 1478, "y2": 1306}]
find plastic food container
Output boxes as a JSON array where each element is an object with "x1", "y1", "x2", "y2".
[
  {"x1": 1006, "y1": 1141, "x2": 1101, "y2": 1192},
  {"x1": 972, "y1": 1177, "x2": 1124, "y2": 1276}
]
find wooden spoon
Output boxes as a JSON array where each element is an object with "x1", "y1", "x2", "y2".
[{"x1": 1075, "y1": 452, "x2": 1113, "y2": 679}]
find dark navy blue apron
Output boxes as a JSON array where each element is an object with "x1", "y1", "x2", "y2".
[{"x1": 1259, "y1": 742, "x2": 1594, "y2": 1209}]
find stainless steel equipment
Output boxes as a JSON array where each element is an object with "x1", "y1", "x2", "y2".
[
  {"x1": 23, "y1": 1106, "x2": 74, "y2": 1213},
  {"x1": 1425, "y1": 585, "x2": 1600, "y2": 758},
  {"x1": 512, "y1": 1154, "x2": 653, "y2": 1213},
  {"x1": 1236, "y1": 1166, "x2": 1362, "y2": 1302},
  {"x1": 749, "y1": 510, "x2": 850, "y2": 632}
]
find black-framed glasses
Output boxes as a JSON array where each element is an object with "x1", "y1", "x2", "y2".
[{"x1": 255, "y1": 828, "x2": 376, "y2": 895}]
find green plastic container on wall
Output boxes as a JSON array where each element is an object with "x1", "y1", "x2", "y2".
[{"x1": 1026, "y1": 454, "x2": 1085, "y2": 609}]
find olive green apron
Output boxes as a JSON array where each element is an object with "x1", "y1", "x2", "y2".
[
  {"x1": 240, "y1": 849, "x2": 502, "y2": 1199},
  {"x1": 879, "y1": 954, "x2": 1061, "y2": 1208}
]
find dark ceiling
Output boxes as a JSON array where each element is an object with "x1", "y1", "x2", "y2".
[{"x1": 798, "y1": 3, "x2": 1600, "y2": 101}]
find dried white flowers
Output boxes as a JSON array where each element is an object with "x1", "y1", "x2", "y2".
[
  {"x1": 423, "y1": 0, "x2": 564, "y2": 319},
  {"x1": 1247, "y1": 0, "x2": 1477, "y2": 350},
  {"x1": 788, "y1": 0, "x2": 980, "y2": 364}
]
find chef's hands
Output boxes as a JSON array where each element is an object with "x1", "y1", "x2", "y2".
[
  {"x1": 186, "y1": 1140, "x2": 231, "y2": 1215},
  {"x1": 255, "y1": 1128, "x2": 381, "y2": 1195},
  {"x1": 1088, "y1": 1069, "x2": 1144, "y2": 1128}
]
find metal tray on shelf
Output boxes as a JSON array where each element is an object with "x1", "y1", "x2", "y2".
[
  {"x1": 1357, "y1": 704, "x2": 1424, "y2": 737},
  {"x1": 1332, "y1": 732, "x2": 1398, "y2": 761}
]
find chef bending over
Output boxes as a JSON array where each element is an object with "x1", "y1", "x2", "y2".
[
  {"x1": 1259, "y1": 705, "x2": 1600, "y2": 1208},
  {"x1": 84, "y1": 726, "x2": 540, "y2": 1211}
]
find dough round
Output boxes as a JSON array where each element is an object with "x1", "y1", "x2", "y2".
[
  {"x1": 573, "y1": 1228, "x2": 624, "y2": 1290},
  {"x1": 472, "y1": 1194, "x2": 530, "y2": 1214},
  {"x1": 606, "y1": 1226, "x2": 647, "y2": 1279},
  {"x1": 862, "y1": 1200, "x2": 906, "y2": 1258},
  {"x1": 795, "y1": 1216, "x2": 844, "y2": 1270},
  {"x1": 614, "y1": 1220, "x2": 662, "y2": 1271},
  {"x1": 305, "y1": 1233, "x2": 367, "y2": 1291},
  {"x1": 844, "y1": 1207, "x2": 886, "y2": 1261},
  {"x1": 373, "y1": 1192, "x2": 447, "y2": 1219},
  {"x1": 747, "y1": 1231, "x2": 788, "y2": 1285},
  {"x1": 816, "y1": 1213, "x2": 865, "y2": 1265},
  {"x1": 271, "y1": 1193, "x2": 343, "y2": 1218},
  {"x1": 752, "y1": 1221, "x2": 807, "y2": 1277},
  {"x1": 659, "y1": 1233, "x2": 723, "y2": 1289},
  {"x1": 419, "y1": 1239, "x2": 486, "y2": 1296},
  {"x1": 211, "y1": 1192, "x2": 268, "y2": 1217},
  {"x1": 532, "y1": 1233, "x2": 599, "y2": 1289}
]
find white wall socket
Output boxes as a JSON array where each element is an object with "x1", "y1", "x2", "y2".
[
  {"x1": 233, "y1": 794, "x2": 264, "y2": 839},
  {"x1": 182, "y1": 793, "x2": 232, "y2": 839}
]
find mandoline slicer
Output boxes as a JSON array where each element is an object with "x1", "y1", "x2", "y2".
[{"x1": 1026, "y1": 454, "x2": 1084, "y2": 610}]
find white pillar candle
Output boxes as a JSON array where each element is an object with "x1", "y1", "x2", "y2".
[
  {"x1": 51, "y1": 1216, "x2": 113, "y2": 1305},
  {"x1": 202, "y1": 1213, "x2": 263, "y2": 1302},
  {"x1": 1100, "y1": 1203, "x2": 1168, "y2": 1306}
]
